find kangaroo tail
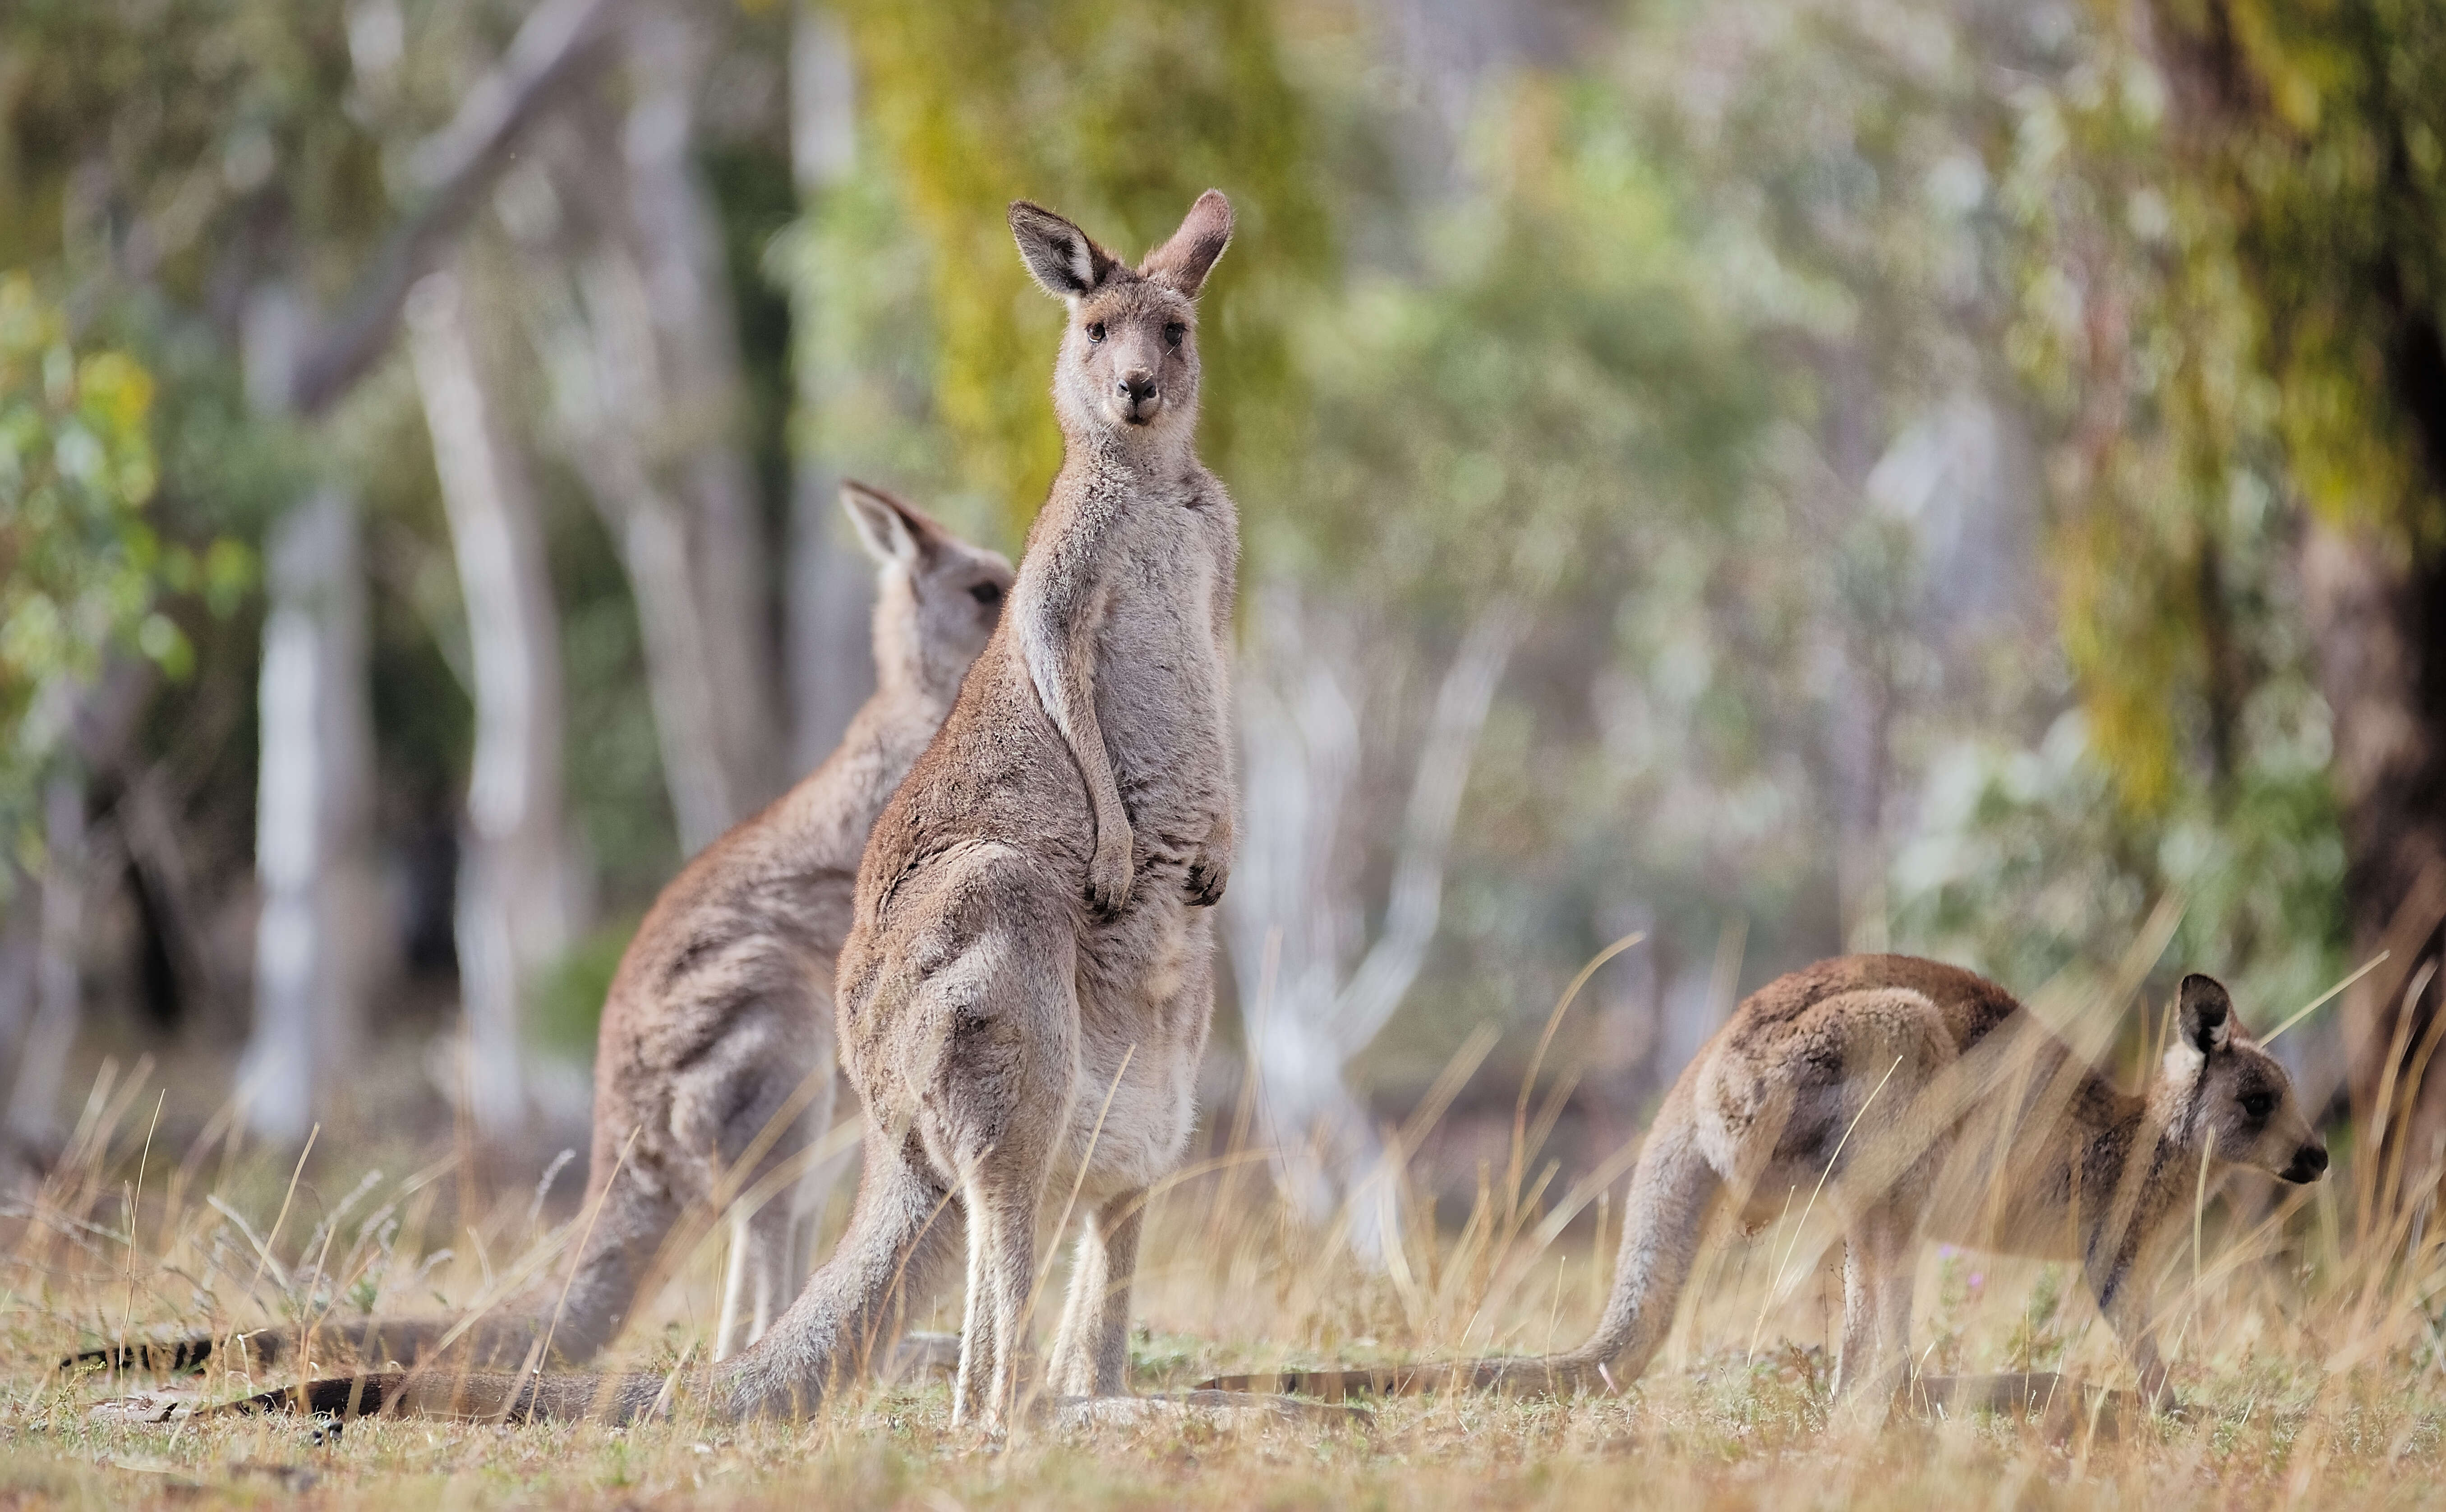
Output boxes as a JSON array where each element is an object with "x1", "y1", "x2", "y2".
[
  {"x1": 705, "y1": 1123, "x2": 961, "y2": 1418},
  {"x1": 69, "y1": 1158, "x2": 681, "y2": 1382},
  {"x1": 215, "y1": 1125, "x2": 960, "y2": 1424},
  {"x1": 66, "y1": 1314, "x2": 545, "y2": 1378},
  {"x1": 1479, "y1": 1083, "x2": 1721, "y2": 1395},
  {"x1": 1428, "y1": 1076, "x2": 1722, "y2": 1399},
  {"x1": 1215, "y1": 1085, "x2": 1722, "y2": 1402}
]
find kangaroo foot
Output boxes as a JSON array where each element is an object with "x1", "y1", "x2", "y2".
[{"x1": 1050, "y1": 1390, "x2": 1369, "y2": 1431}]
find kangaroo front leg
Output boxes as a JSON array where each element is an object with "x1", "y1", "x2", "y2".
[
  {"x1": 1048, "y1": 1189, "x2": 1144, "y2": 1397},
  {"x1": 1018, "y1": 572, "x2": 1133, "y2": 914},
  {"x1": 2085, "y1": 1227, "x2": 2174, "y2": 1411},
  {"x1": 2096, "y1": 1270, "x2": 2171, "y2": 1411}
]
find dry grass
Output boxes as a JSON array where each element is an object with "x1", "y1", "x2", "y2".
[{"x1": 3, "y1": 1041, "x2": 2444, "y2": 1510}]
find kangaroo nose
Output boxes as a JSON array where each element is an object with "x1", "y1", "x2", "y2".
[
  {"x1": 2283, "y1": 1143, "x2": 2329, "y2": 1183},
  {"x1": 1118, "y1": 373, "x2": 1156, "y2": 404}
]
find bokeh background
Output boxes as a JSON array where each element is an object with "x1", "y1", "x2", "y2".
[{"x1": 1, "y1": 0, "x2": 2441, "y2": 1245}]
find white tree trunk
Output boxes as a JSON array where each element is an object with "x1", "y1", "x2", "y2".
[
  {"x1": 240, "y1": 489, "x2": 378, "y2": 1141},
  {"x1": 783, "y1": 1, "x2": 875, "y2": 770},
  {"x1": 406, "y1": 270, "x2": 575, "y2": 1137},
  {"x1": 0, "y1": 879, "x2": 36, "y2": 1120},
  {"x1": 6, "y1": 777, "x2": 86, "y2": 1134},
  {"x1": 1230, "y1": 593, "x2": 1521, "y2": 1254},
  {"x1": 525, "y1": 240, "x2": 743, "y2": 854},
  {"x1": 619, "y1": 0, "x2": 783, "y2": 820}
]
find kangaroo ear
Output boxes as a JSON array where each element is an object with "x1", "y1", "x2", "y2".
[
  {"x1": 1140, "y1": 189, "x2": 1233, "y2": 298},
  {"x1": 1009, "y1": 201, "x2": 1117, "y2": 300},
  {"x1": 840, "y1": 480, "x2": 940, "y2": 568},
  {"x1": 2179, "y1": 974, "x2": 2234, "y2": 1055}
]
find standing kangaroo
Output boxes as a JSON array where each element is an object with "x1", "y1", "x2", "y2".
[
  {"x1": 831, "y1": 189, "x2": 1240, "y2": 1429},
  {"x1": 76, "y1": 483, "x2": 1010, "y2": 1380},
  {"x1": 218, "y1": 191, "x2": 1240, "y2": 1429},
  {"x1": 1218, "y1": 956, "x2": 2325, "y2": 1411}
]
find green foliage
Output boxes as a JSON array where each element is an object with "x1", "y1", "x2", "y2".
[
  {"x1": 821, "y1": 0, "x2": 1328, "y2": 538},
  {"x1": 0, "y1": 276, "x2": 195, "y2": 861},
  {"x1": 1872, "y1": 0, "x2": 2446, "y2": 1024},
  {"x1": 1999, "y1": 1, "x2": 2444, "y2": 816},
  {"x1": 2151, "y1": 0, "x2": 2446, "y2": 547},
  {"x1": 1893, "y1": 704, "x2": 2345, "y2": 1022},
  {"x1": 1997, "y1": 34, "x2": 2276, "y2": 815},
  {"x1": 0, "y1": 0, "x2": 386, "y2": 306},
  {"x1": 1290, "y1": 80, "x2": 1773, "y2": 602},
  {"x1": 774, "y1": 168, "x2": 974, "y2": 521}
]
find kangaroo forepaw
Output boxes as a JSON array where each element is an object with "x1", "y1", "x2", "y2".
[
  {"x1": 1183, "y1": 857, "x2": 1230, "y2": 907},
  {"x1": 1085, "y1": 835, "x2": 1135, "y2": 917}
]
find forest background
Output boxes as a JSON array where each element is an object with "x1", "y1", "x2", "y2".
[{"x1": 2, "y1": 0, "x2": 2442, "y2": 1295}]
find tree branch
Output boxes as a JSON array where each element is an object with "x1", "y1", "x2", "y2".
[
  {"x1": 1327, "y1": 600, "x2": 1524, "y2": 1059},
  {"x1": 290, "y1": 0, "x2": 630, "y2": 415}
]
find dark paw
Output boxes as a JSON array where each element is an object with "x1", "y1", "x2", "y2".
[{"x1": 1183, "y1": 864, "x2": 1228, "y2": 907}]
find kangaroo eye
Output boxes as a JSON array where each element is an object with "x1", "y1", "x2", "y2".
[
  {"x1": 1085, "y1": 321, "x2": 1106, "y2": 344},
  {"x1": 969, "y1": 582, "x2": 1003, "y2": 607},
  {"x1": 1164, "y1": 322, "x2": 1186, "y2": 348},
  {"x1": 2241, "y1": 1092, "x2": 2275, "y2": 1120}
]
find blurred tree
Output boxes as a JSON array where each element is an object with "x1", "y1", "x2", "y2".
[
  {"x1": 405, "y1": 267, "x2": 572, "y2": 1137},
  {"x1": 0, "y1": 275, "x2": 185, "y2": 1137},
  {"x1": 2136, "y1": 0, "x2": 2446, "y2": 1186},
  {"x1": 0, "y1": 276, "x2": 180, "y2": 858},
  {"x1": 1987, "y1": 0, "x2": 2440, "y2": 1165},
  {"x1": 1887, "y1": 0, "x2": 2351, "y2": 1040},
  {"x1": 825, "y1": 0, "x2": 1328, "y2": 539},
  {"x1": 779, "y1": 1, "x2": 880, "y2": 766},
  {"x1": 1, "y1": 0, "x2": 625, "y2": 1137},
  {"x1": 1232, "y1": 68, "x2": 1781, "y2": 1225}
]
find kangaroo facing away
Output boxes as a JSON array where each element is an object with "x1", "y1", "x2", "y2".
[
  {"x1": 1212, "y1": 955, "x2": 2327, "y2": 1413},
  {"x1": 217, "y1": 191, "x2": 1240, "y2": 1430},
  {"x1": 75, "y1": 483, "x2": 1010, "y2": 1381}
]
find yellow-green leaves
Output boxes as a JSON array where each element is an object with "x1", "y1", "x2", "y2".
[
  {"x1": 0, "y1": 274, "x2": 180, "y2": 855},
  {"x1": 821, "y1": 0, "x2": 1326, "y2": 539}
]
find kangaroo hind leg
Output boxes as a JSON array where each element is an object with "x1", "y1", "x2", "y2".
[
  {"x1": 939, "y1": 928, "x2": 1077, "y2": 1429},
  {"x1": 715, "y1": 1195, "x2": 802, "y2": 1360},
  {"x1": 1835, "y1": 1201, "x2": 1919, "y2": 1405},
  {"x1": 1048, "y1": 1187, "x2": 1144, "y2": 1397}
]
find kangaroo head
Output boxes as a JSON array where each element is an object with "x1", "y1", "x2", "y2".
[
  {"x1": 2158, "y1": 973, "x2": 2328, "y2": 1185},
  {"x1": 841, "y1": 480, "x2": 1014, "y2": 701},
  {"x1": 1009, "y1": 190, "x2": 1233, "y2": 451}
]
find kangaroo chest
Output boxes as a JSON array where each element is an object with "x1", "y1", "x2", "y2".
[{"x1": 1088, "y1": 498, "x2": 1234, "y2": 841}]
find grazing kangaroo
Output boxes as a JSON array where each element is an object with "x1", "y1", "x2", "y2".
[
  {"x1": 217, "y1": 190, "x2": 1241, "y2": 1429},
  {"x1": 1212, "y1": 955, "x2": 2326, "y2": 1412},
  {"x1": 75, "y1": 483, "x2": 1010, "y2": 1379}
]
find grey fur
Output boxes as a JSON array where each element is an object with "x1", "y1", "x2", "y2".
[
  {"x1": 824, "y1": 188, "x2": 1239, "y2": 1429},
  {"x1": 257, "y1": 191, "x2": 1241, "y2": 1428}
]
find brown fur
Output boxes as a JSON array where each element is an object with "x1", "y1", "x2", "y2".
[
  {"x1": 239, "y1": 192, "x2": 1242, "y2": 1428},
  {"x1": 1484, "y1": 955, "x2": 2323, "y2": 1407},
  {"x1": 77, "y1": 485, "x2": 1008, "y2": 1383}
]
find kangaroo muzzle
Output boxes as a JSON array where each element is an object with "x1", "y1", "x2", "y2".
[
  {"x1": 2280, "y1": 1142, "x2": 2329, "y2": 1184},
  {"x1": 1117, "y1": 370, "x2": 1160, "y2": 424}
]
